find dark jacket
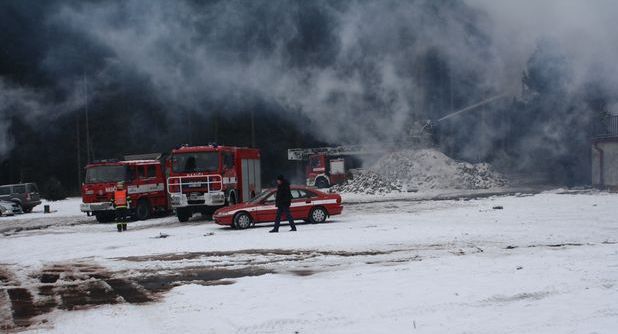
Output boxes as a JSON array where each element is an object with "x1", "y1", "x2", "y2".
[{"x1": 275, "y1": 179, "x2": 292, "y2": 208}]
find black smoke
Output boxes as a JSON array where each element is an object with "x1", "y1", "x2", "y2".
[{"x1": 1, "y1": 0, "x2": 617, "y2": 191}]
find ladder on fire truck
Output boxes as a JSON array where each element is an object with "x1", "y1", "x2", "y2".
[{"x1": 287, "y1": 145, "x2": 386, "y2": 161}]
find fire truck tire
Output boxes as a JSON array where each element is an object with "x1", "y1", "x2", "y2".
[
  {"x1": 309, "y1": 207, "x2": 328, "y2": 224},
  {"x1": 316, "y1": 177, "x2": 329, "y2": 189},
  {"x1": 176, "y1": 208, "x2": 191, "y2": 222},
  {"x1": 135, "y1": 199, "x2": 151, "y2": 221},
  {"x1": 95, "y1": 212, "x2": 115, "y2": 223},
  {"x1": 233, "y1": 212, "x2": 252, "y2": 229}
]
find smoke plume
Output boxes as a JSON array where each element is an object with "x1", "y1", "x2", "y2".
[
  {"x1": 1, "y1": 0, "x2": 618, "y2": 185},
  {"x1": 47, "y1": 0, "x2": 503, "y2": 144}
]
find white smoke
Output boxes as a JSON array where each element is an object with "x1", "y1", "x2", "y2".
[
  {"x1": 50, "y1": 0, "x2": 505, "y2": 145},
  {"x1": 0, "y1": 119, "x2": 11, "y2": 158},
  {"x1": 3, "y1": 0, "x2": 618, "y2": 170},
  {"x1": 0, "y1": 78, "x2": 84, "y2": 157},
  {"x1": 0, "y1": 80, "x2": 43, "y2": 158},
  {"x1": 466, "y1": 0, "x2": 618, "y2": 92}
]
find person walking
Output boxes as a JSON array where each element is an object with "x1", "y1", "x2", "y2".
[
  {"x1": 112, "y1": 181, "x2": 131, "y2": 232},
  {"x1": 269, "y1": 175, "x2": 296, "y2": 233}
]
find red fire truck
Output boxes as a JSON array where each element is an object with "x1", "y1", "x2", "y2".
[
  {"x1": 167, "y1": 144, "x2": 261, "y2": 222},
  {"x1": 80, "y1": 156, "x2": 169, "y2": 223},
  {"x1": 288, "y1": 146, "x2": 385, "y2": 188}
]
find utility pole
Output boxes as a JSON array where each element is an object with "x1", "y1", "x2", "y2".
[
  {"x1": 449, "y1": 63, "x2": 454, "y2": 112},
  {"x1": 76, "y1": 113, "x2": 81, "y2": 190},
  {"x1": 84, "y1": 73, "x2": 92, "y2": 163}
]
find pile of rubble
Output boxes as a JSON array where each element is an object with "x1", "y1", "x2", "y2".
[
  {"x1": 331, "y1": 149, "x2": 508, "y2": 194},
  {"x1": 330, "y1": 169, "x2": 402, "y2": 195}
]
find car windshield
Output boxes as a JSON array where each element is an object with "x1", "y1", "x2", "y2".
[
  {"x1": 250, "y1": 189, "x2": 273, "y2": 203},
  {"x1": 85, "y1": 165, "x2": 128, "y2": 184},
  {"x1": 172, "y1": 152, "x2": 219, "y2": 173}
]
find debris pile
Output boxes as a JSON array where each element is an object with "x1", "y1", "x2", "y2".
[
  {"x1": 331, "y1": 149, "x2": 508, "y2": 194},
  {"x1": 331, "y1": 169, "x2": 401, "y2": 195}
]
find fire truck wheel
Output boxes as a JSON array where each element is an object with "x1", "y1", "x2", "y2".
[
  {"x1": 176, "y1": 208, "x2": 191, "y2": 222},
  {"x1": 309, "y1": 207, "x2": 328, "y2": 224},
  {"x1": 316, "y1": 177, "x2": 329, "y2": 189},
  {"x1": 135, "y1": 199, "x2": 151, "y2": 221},
  {"x1": 233, "y1": 212, "x2": 252, "y2": 229}
]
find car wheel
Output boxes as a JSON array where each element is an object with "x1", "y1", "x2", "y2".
[
  {"x1": 316, "y1": 177, "x2": 329, "y2": 189},
  {"x1": 135, "y1": 199, "x2": 151, "y2": 221},
  {"x1": 23, "y1": 207, "x2": 33, "y2": 213},
  {"x1": 234, "y1": 212, "x2": 252, "y2": 230},
  {"x1": 14, "y1": 202, "x2": 23, "y2": 213},
  {"x1": 309, "y1": 207, "x2": 328, "y2": 224},
  {"x1": 177, "y1": 208, "x2": 191, "y2": 222}
]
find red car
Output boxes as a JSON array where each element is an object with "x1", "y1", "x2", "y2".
[{"x1": 213, "y1": 186, "x2": 343, "y2": 229}]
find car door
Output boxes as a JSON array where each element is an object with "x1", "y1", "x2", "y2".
[
  {"x1": 256, "y1": 191, "x2": 278, "y2": 222},
  {"x1": 26, "y1": 183, "x2": 41, "y2": 202},
  {"x1": 303, "y1": 189, "x2": 322, "y2": 219},
  {"x1": 140, "y1": 165, "x2": 159, "y2": 194},
  {"x1": 290, "y1": 189, "x2": 311, "y2": 220},
  {"x1": 12, "y1": 185, "x2": 26, "y2": 204}
]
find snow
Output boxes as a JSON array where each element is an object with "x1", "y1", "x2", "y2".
[
  {"x1": 0, "y1": 197, "x2": 82, "y2": 221},
  {"x1": 1, "y1": 191, "x2": 617, "y2": 333}
]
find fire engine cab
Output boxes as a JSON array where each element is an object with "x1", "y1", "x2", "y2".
[
  {"x1": 80, "y1": 156, "x2": 169, "y2": 222},
  {"x1": 288, "y1": 146, "x2": 384, "y2": 188},
  {"x1": 167, "y1": 144, "x2": 261, "y2": 222}
]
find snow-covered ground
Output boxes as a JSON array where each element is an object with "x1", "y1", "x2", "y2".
[
  {"x1": 1, "y1": 191, "x2": 617, "y2": 333},
  {"x1": 0, "y1": 197, "x2": 82, "y2": 221},
  {"x1": 0, "y1": 198, "x2": 87, "y2": 236},
  {"x1": 336, "y1": 186, "x2": 542, "y2": 203}
]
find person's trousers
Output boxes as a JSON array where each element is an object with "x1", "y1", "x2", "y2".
[
  {"x1": 116, "y1": 208, "x2": 129, "y2": 231},
  {"x1": 273, "y1": 206, "x2": 295, "y2": 231}
]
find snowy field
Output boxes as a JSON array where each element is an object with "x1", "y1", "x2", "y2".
[
  {"x1": 0, "y1": 197, "x2": 83, "y2": 221},
  {"x1": 1, "y1": 191, "x2": 617, "y2": 333}
]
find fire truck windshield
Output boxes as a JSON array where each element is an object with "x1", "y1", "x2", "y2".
[
  {"x1": 172, "y1": 152, "x2": 219, "y2": 173},
  {"x1": 85, "y1": 165, "x2": 128, "y2": 184}
]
